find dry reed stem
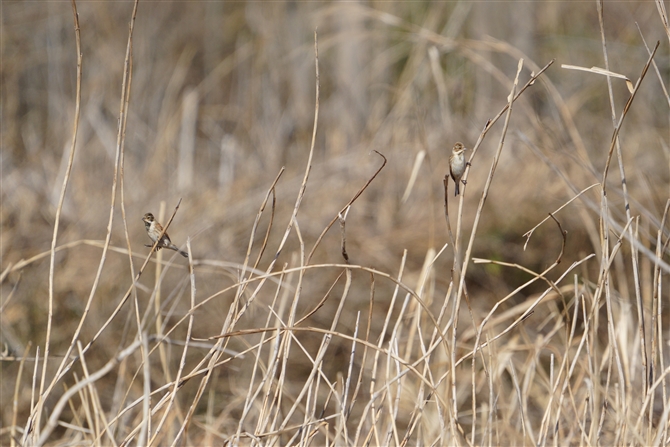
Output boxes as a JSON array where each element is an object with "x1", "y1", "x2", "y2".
[
  {"x1": 36, "y1": 339, "x2": 144, "y2": 445},
  {"x1": 589, "y1": 35, "x2": 659, "y2": 439},
  {"x1": 520, "y1": 131, "x2": 670, "y2": 276},
  {"x1": 463, "y1": 217, "x2": 568, "y2": 366},
  {"x1": 449, "y1": 58, "x2": 524, "y2": 442},
  {"x1": 244, "y1": 168, "x2": 284, "y2": 279},
  {"x1": 81, "y1": 199, "x2": 183, "y2": 356},
  {"x1": 34, "y1": 1, "x2": 82, "y2": 443},
  {"x1": 148, "y1": 238, "x2": 195, "y2": 445},
  {"x1": 212, "y1": 325, "x2": 448, "y2": 403},
  {"x1": 598, "y1": 3, "x2": 654, "y2": 410},
  {"x1": 138, "y1": 333, "x2": 150, "y2": 447},
  {"x1": 117, "y1": 14, "x2": 139, "y2": 388},
  {"x1": 638, "y1": 24, "x2": 670, "y2": 108},
  {"x1": 523, "y1": 183, "x2": 601, "y2": 250},
  {"x1": 151, "y1": 203, "x2": 170, "y2": 407},
  {"x1": 27, "y1": 3, "x2": 141, "y2": 444},
  {"x1": 157, "y1": 27, "x2": 324, "y2": 447},
  {"x1": 236, "y1": 271, "x2": 286, "y2": 439},
  {"x1": 7, "y1": 3, "x2": 670, "y2": 445},
  {"x1": 22, "y1": 199, "x2": 187, "y2": 443},
  {"x1": 76, "y1": 340, "x2": 115, "y2": 445},
  {"x1": 307, "y1": 150, "x2": 387, "y2": 264},
  {"x1": 10, "y1": 342, "x2": 31, "y2": 447}
]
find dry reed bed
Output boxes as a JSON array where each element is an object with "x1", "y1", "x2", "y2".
[{"x1": 2, "y1": 1, "x2": 670, "y2": 445}]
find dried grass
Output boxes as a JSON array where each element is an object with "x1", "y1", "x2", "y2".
[{"x1": 2, "y1": 1, "x2": 670, "y2": 445}]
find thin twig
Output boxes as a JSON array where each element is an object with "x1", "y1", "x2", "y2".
[
  {"x1": 601, "y1": 41, "x2": 658, "y2": 192},
  {"x1": 339, "y1": 206, "x2": 351, "y2": 264},
  {"x1": 523, "y1": 183, "x2": 600, "y2": 250},
  {"x1": 307, "y1": 150, "x2": 387, "y2": 264}
]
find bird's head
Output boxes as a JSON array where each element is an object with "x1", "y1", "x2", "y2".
[
  {"x1": 452, "y1": 142, "x2": 466, "y2": 155},
  {"x1": 142, "y1": 213, "x2": 155, "y2": 224}
]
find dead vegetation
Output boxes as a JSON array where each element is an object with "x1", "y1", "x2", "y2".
[{"x1": 2, "y1": 1, "x2": 670, "y2": 445}]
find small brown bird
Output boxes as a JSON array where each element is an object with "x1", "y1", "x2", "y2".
[
  {"x1": 142, "y1": 212, "x2": 188, "y2": 257},
  {"x1": 449, "y1": 142, "x2": 467, "y2": 196}
]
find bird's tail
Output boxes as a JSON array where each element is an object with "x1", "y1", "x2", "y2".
[{"x1": 168, "y1": 244, "x2": 189, "y2": 258}]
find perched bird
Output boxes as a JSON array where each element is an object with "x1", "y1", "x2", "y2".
[
  {"x1": 142, "y1": 212, "x2": 188, "y2": 257},
  {"x1": 449, "y1": 142, "x2": 467, "y2": 196}
]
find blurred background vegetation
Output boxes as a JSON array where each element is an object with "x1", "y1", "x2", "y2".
[{"x1": 2, "y1": 1, "x2": 670, "y2": 444}]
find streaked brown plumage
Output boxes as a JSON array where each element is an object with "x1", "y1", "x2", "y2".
[
  {"x1": 449, "y1": 142, "x2": 467, "y2": 196},
  {"x1": 142, "y1": 212, "x2": 188, "y2": 258}
]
